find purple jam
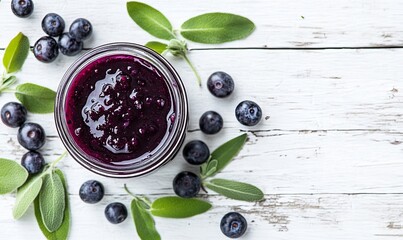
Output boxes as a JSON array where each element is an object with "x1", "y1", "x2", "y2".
[{"x1": 65, "y1": 54, "x2": 174, "y2": 165}]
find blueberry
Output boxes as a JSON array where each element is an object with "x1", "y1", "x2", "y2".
[
  {"x1": 104, "y1": 202, "x2": 127, "y2": 224},
  {"x1": 42, "y1": 13, "x2": 65, "y2": 37},
  {"x1": 11, "y1": 0, "x2": 34, "y2": 18},
  {"x1": 183, "y1": 140, "x2": 210, "y2": 165},
  {"x1": 33, "y1": 36, "x2": 59, "y2": 63},
  {"x1": 79, "y1": 180, "x2": 104, "y2": 204},
  {"x1": 207, "y1": 71, "x2": 234, "y2": 98},
  {"x1": 21, "y1": 151, "x2": 44, "y2": 174},
  {"x1": 220, "y1": 212, "x2": 248, "y2": 238},
  {"x1": 69, "y1": 18, "x2": 92, "y2": 41},
  {"x1": 173, "y1": 171, "x2": 201, "y2": 198},
  {"x1": 235, "y1": 100, "x2": 262, "y2": 126},
  {"x1": 58, "y1": 33, "x2": 83, "y2": 56},
  {"x1": 199, "y1": 111, "x2": 223, "y2": 134},
  {"x1": 1, "y1": 102, "x2": 27, "y2": 128},
  {"x1": 17, "y1": 122, "x2": 46, "y2": 150}
]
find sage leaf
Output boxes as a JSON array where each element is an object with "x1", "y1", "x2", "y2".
[
  {"x1": 39, "y1": 173, "x2": 65, "y2": 232},
  {"x1": 131, "y1": 198, "x2": 161, "y2": 240},
  {"x1": 0, "y1": 75, "x2": 17, "y2": 92},
  {"x1": 0, "y1": 158, "x2": 28, "y2": 194},
  {"x1": 200, "y1": 162, "x2": 208, "y2": 177},
  {"x1": 35, "y1": 169, "x2": 70, "y2": 240},
  {"x1": 145, "y1": 41, "x2": 168, "y2": 54},
  {"x1": 3, "y1": 32, "x2": 30, "y2": 73},
  {"x1": 201, "y1": 133, "x2": 247, "y2": 177},
  {"x1": 151, "y1": 197, "x2": 211, "y2": 218},
  {"x1": 180, "y1": 13, "x2": 255, "y2": 44},
  {"x1": 13, "y1": 174, "x2": 44, "y2": 219},
  {"x1": 15, "y1": 83, "x2": 56, "y2": 113},
  {"x1": 203, "y1": 159, "x2": 218, "y2": 178},
  {"x1": 205, "y1": 178, "x2": 264, "y2": 202},
  {"x1": 127, "y1": 2, "x2": 175, "y2": 40}
]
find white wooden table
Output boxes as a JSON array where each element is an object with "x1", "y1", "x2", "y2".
[{"x1": 1, "y1": 0, "x2": 403, "y2": 239}]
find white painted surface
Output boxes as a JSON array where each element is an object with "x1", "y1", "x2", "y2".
[{"x1": 1, "y1": 0, "x2": 403, "y2": 239}]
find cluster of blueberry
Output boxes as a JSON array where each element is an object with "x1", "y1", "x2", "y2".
[
  {"x1": 10, "y1": 0, "x2": 92, "y2": 63},
  {"x1": 1, "y1": 102, "x2": 46, "y2": 175},
  {"x1": 78, "y1": 180, "x2": 128, "y2": 224},
  {"x1": 175, "y1": 141, "x2": 247, "y2": 238},
  {"x1": 34, "y1": 14, "x2": 92, "y2": 63},
  {"x1": 200, "y1": 71, "x2": 263, "y2": 134},
  {"x1": 168, "y1": 72, "x2": 260, "y2": 238}
]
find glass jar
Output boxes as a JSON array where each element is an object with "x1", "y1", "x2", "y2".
[{"x1": 55, "y1": 43, "x2": 188, "y2": 178}]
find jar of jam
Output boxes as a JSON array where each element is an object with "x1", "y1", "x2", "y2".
[{"x1": 55, "y1": 43, "x2": 188, "y2": 178}]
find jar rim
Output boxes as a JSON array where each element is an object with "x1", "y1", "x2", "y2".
[{"x1": 55, "y1": 42, "x2": 188, "y2": 178}]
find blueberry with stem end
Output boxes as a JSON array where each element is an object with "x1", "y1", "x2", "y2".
[
  {"x1": 1, "y1": 102, "x2": 27, "y2": 128},
  {"x1": 79, "y1": 180, "x2": 104, "y2": 204},
  {"x1": 183, "y1": 140, "x2": 210, "y2": 165},
  {"x1": 17, "y1": 122, "x2": 46, "y2": 150},
  {"x1": 235, "y1": 100, "x2": 262, "y2": 126},
  {"x1": 220, "y1": 212, "x2": 248, "y2": 238},
  {"x1": 207, "y1": 71, "x2": 235, "y2": 98},
  {"x1": 33, "y1": 36, "x2": 59, "y2": 63},
  {"x1": 69, "y1": 18, "x2": 93, "y2": 41},
  {"x1": 11, "y1": 0, "x2": 34, "y2": 18},
  {"x1": 104, "y1": 202, "x2": 128, "y2": 224},
  {"x1": 199, "y1": 111, "x2": 223, "y2": 134},
  {"x1": 21, "y1": 151, "x2": 44, "y2": 174},
  {"x1": 58, "y1": 33, "x2": 83, "y2": 56},
  {"x1": 173, "y1": 171, "x2": 201, "y2": 198},
  {"x1": 42, "y1": 13, "x2": 65, "y2": 37}
]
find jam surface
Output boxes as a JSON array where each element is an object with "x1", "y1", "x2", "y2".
[{"x1": 65, "y1": 54, "x2": 173, "y2": 164}]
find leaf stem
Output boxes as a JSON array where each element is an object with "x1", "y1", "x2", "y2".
[
  {"x1": 0, "y1": 88, "x2": 16, "y2": 93},
  {"x1": 200, "y1": 183, "x2": 209, "y2": 193},
  {"x1": 124, "y1": 184, "x2": 137, "y2": 198},
  {"x1": 50, "y1": 151, "x2": 68, "y2": 168},
  {"x1": 124, "y1": 184, "x2": 152, "y2": 207},
  {"x1": 182, "y1": 53, "x2": 202, "y2": 86}
]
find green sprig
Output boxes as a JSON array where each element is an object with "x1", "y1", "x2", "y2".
[
  {"x1": 124, "y1": 184, "x2": 212, "y2": 240},
  {"x1": 200, "y1": 134, "x2": 265, "y2": 202},
  {"x1": 127, "y1": 1, "x2": 255, "y2": 86},
  {"x1": 0, "y1": 152, "x2": 71, "y2": 239}
]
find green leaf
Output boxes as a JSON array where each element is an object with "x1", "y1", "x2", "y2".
[
  {"x1": 35, "y1": 169, "x2": 70, "y2": 240},
  {"x1": 203, "y1": 159, "x2": 218, "y2": 178},
  {"x1": 131, "y1": 198, "x2": 161, "y2": 240},
  {"x1": 3, "y1": 32, "x2": 30, "y2": 73},
  {"x1": 201, "y1": 133, "x2": 247, "y2": 177},
  {"x1": 13, "y1": 173, "x2": 44, "y2": 219},
  {"x1": 204, "y1": 178, "x2": 264, "y2": 202},
  {"x1": 39, "y1": 173, "x2": 65, "y2": 232},
  {"x1": 151, "y1": 197, "x2": 211, "y2": 218},
  {"x1": 180, "y1": 13, "x2": 255, "y2": 44},
  {"x1": 0, "y1": 75, "x2": 17, "y2": 92},
  {"x1": 127, "y1": 2, "x2": 175, "y2": 40},
  {"x1": 15, "y1": 83, "x2": 56, "y2": 113},
  {"x1": 200, "y1": 163, "x2": 208, "y2": 177},
  {"x1": 0, "y1": 158, "x2": 28, "y2": 194},
  {"x1": 145, "y1": 41, "x2": 168, "y2": 54}
]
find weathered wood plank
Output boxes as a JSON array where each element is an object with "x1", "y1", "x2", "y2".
[
  {"x1": 1, "y1": 194, "x2": 403, "y2": 239},
  {"x1": 2, "y1": 128, "x2": 403, "y2": 195},
  {"x1": 1, "y1": 48, "x2": 403, "y2": 136},
  {"x1": 1, "y1": 0, "x2": 403, "y2": 48}
]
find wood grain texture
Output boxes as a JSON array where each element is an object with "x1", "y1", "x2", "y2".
[
  {"x1": 2, "y1": 194, "x2": 403, "y2": 239},
  {"x1": 1, "y1": 0, "x2": 403, "y2": 48},
  {"x1": 1, "y1": 0, "x2": 403, "y2": 239}
]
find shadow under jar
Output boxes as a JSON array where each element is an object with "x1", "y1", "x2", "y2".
[{"x1": 55, "y1": 43, "x2": 188, "y2": 178}]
